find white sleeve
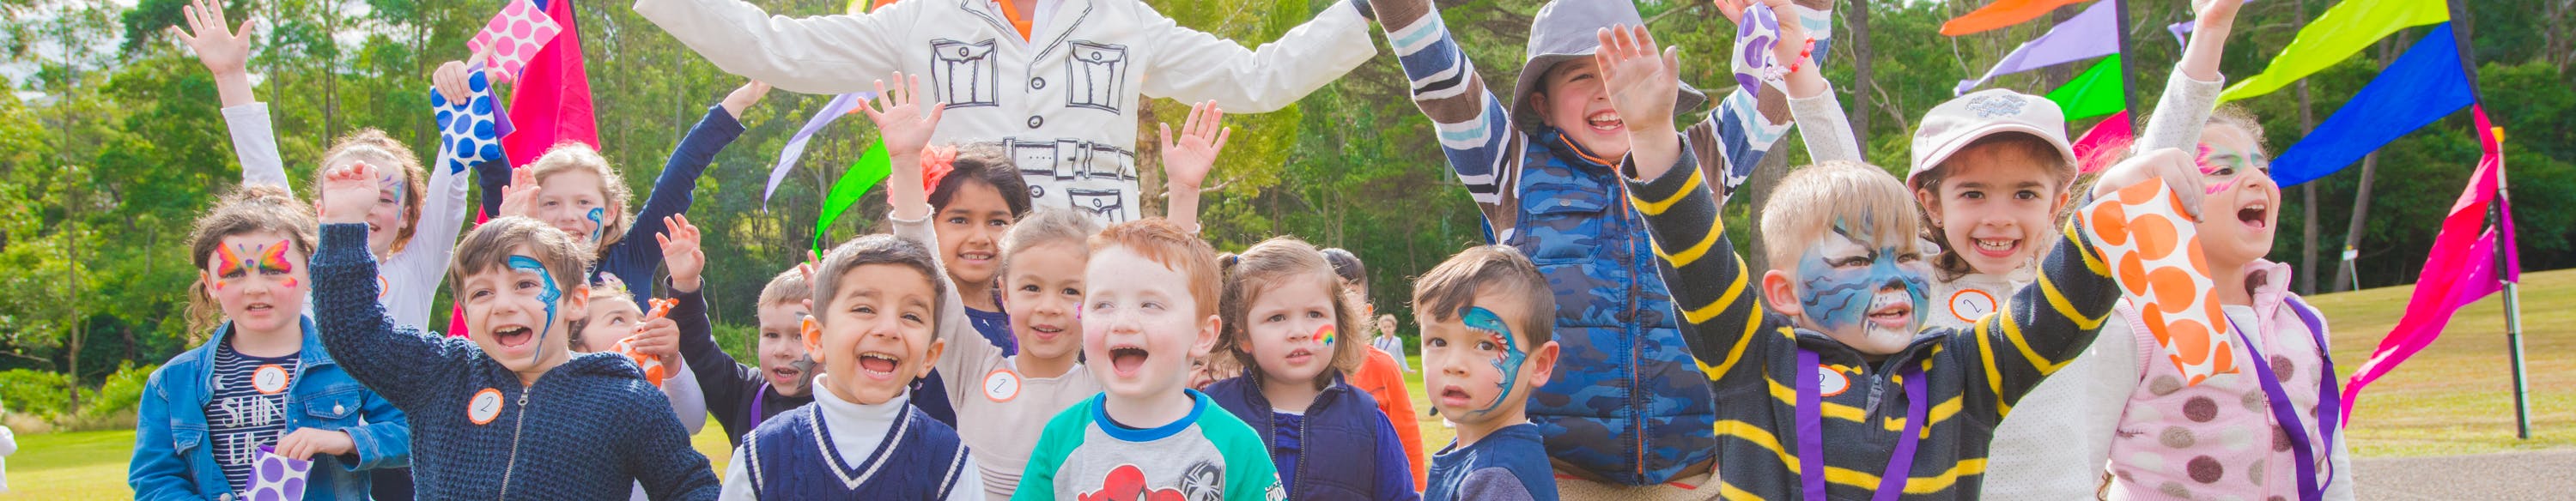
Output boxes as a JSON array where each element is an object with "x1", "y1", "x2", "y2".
[
  {"x1": 1134, "y1": 1, "x2": 1378, "y2": 113},
  {"x1": 945, "y1": 452, "x2": 987, "y2": 501},
  {"x1": 222, "y1": 103, "x2": 292, "y2": 194},
  {"x1": 0, "y1": 425, "x2": 15, "y2": 456},
  {"x1": 382, "y1": 136, "x2": 477, "y2": 328},
  {"x1": 661, "y1": 356, "x2": 709, "y2": 434},
  {"x1": 888, "y1": 208, "x2": 998, "y2": 407},
  {"x1": 2136, "y1": 70, "x2": 2227, "y2": 154},
  {"x1": 629, "y1": 0, "x2": 919, "y2": 95},
  {"x1": 1786, "y1": 82, "x2": 1865, "y2": 164},
  {"x1": 719, "y1": 447, "x2": 756, "y2": 501},
  {"x1": 2323, "y1": 432, "x2": 2355, "y2": 500},
  {"x1": 2083, "y1": 315, "x2": 2143, "y2": 475}
]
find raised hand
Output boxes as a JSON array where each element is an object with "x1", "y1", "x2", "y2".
[
  {"x1": 1595, "y1": 25, "x2": 1681, "y2": 136},
  {"x1": 1158, "y1": 101, "x2": 1230, "y2": 194},
  {"x1": 319, "y1": 161, "x2": 385, "y2": 224},
  {"x1": 656, "y1": 214, "x2": 706, "y2": 293},
  {"x1": 2193, "y1": 0, "x2": 2245, "y2": 27},
  {"x1": 720, "y1": 81, "x2": 773, "y2": 120},
  {"x1": 171, "y1": 0, "x2": 253, "y2": 77},
  {"x1": 1712, "y1": 0, "x2": 1752, "y2": 26},
  {"x1": 858, "y1": 72, "x2": 946, "y2": 159},
  {"x1": 497, "y1": 167, "x2": 540, "y2": 219},
  {"x1": 2093, "y1": 148, "x2": 2209, "y2": 220},
  {"x1": 431, "y1": 50, "x2": 497, "y2": 107}
]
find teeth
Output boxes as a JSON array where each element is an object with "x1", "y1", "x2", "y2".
[{"x1": 1977, "y1": 239, "x2": 2014, "y2": 250}]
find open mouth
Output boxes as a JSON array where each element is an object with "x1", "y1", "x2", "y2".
[
  {"x1": 1865, "y1": 292, "x2": 1915, "y2": 330},
  {"x1": 243, "y1": 302, "x2": 276, "y2": 314},
  {"x1": 1438, "y1": 385, "x2": 1475, "y2": 407},
  {"x1": 767, "y1": 365, "x2": 801, "y2": 383},
  {"x1": 493, "y1": 324, "x2": 536, "y2": 349},
  {"x1": 1284, "y1": 348, "x2": 1315, "y2": 366},
  {"x1": 2237, "y1": 202, "x2": 2269, "y2": 230},
  {"x1": 1109, "y1": 345, "x2": 1149, "y2": 377},
  {"x1": 1971, "y1": 238, "x2": 2021, "y2": 258},
  {"x1": 1585, "y1": 111, "x2": 1625, "y2": 134},
  {"x1": 1024, "y1": 323, "x2": 1067, "y2": 342},
  {"x1": 856, "y1": 352, "x2": 902, "y2": 380},
  {"x1": 958, "y1": 250, "x2": 996, "y2": 265}
]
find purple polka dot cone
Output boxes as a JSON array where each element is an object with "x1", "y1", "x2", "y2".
[
  {"x1": 1732, "y1": 3, "x2": 1781, "y2": 92},
  {"x1": 252, "y1": 445, "x2": 313, "y2": 500},
  {"x1": 434, "y1": 70, "x2": 505, "y2": 174}
]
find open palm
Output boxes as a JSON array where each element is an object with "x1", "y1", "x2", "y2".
[
  {"x1": 859, "y1": 72, "x2": 945, "y2": 159},
  {"x1": 171, "y1": 0, "x2": 253, "y2": 75},
  {"x1": 1595, "y1": 25, "x2": 1681, "y2": 133},
  {"x1": 1159, "y1": 101, "x2": 1230, "y2": 193}
]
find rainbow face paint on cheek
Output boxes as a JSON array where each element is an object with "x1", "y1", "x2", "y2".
[
  {"x1": 1461, "y1": 306, "x2": 1527, "y2": 416},
  {"x1": 507, "y1": 256, "x2": 562, "y2": 365},
  {"x1": 1314, "y1": 323, "x2": 1336, "y2": 346},
  {"x1": 585, "y1": 207, "x2": 605, "y2": 243}
]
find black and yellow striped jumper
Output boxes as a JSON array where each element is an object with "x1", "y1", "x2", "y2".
[{"x1": 1619, "y1": 153, "x2": 2123, "y2": 500}]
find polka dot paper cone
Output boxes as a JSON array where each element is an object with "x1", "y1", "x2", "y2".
[
  {"x1": 249, "y1": 444, "x2": 312, "y2": 501},
  {"x1": 466, "y1": 0, "x2": 562, "y2": 77},
  {"x1": 2083, "y1": 178, "x2": 2240, "y2": 386},
  {"x1": 432, "y1": 69, "x2": 505, "y2": 176}
]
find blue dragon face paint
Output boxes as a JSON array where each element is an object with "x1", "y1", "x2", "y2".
[
  {"x1": 507, "y1": 255, "x2": 563, "y2": 365},
  {"x1": 1792, "y1": 221, "x2": 1933, "y2": 355},
  {"x1": 1461, "y1": 305, "x2": 1528, "y2": 416},
  {"x1": 584, "y1": 207, "x2": 605, "y2": 244}
]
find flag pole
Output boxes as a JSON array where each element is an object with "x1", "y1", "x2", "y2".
[
  {"x1": 2439, "y1": 0, "x2": 2529, "y2": 440},
  {"x1": 2111, "y1": 0, "x2": 2141, "y2": 130}
]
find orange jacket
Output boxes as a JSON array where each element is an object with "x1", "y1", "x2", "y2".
[{"x1": 1352, "y1": 347, "x2": 1426, "y2": 492}]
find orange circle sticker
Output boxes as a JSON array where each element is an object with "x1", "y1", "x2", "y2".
[
  {"x1": 252, "y1": 365, "x2": 291, "y2": 395},
  {"x1": 1948, "y1": 289, "x2": 1998, "y2": 323},
  {"x1": 1817, "y1": 365, "x2": 1850, "y2": 397},
  {"x1": 469, "y1": 388, "x2": 505, "y2": 425},
  {"x1": 983, "y1": 369, "x2": 1022, "y2": 402}
]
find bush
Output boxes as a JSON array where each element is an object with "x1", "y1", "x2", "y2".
[
  {"x1": 79, "y1": 361, "x2": 155, "y2": 420},
  {"x1": 712, "y1": 323, "x2": 760, "y2": 365},
  {"x1": 0, "y1": 369, "x2": 75, "y2": 419}
]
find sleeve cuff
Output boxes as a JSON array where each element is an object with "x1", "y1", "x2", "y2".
[
  {"x1": 318, "y1": 223, "x2": 376, "y2": 266},
  {"x1": 1622, "y1": 142, "x2": 1705, "y2": 201},
  {"x1": 702, "y1": 105, "x2": 747, "y2": 135}
]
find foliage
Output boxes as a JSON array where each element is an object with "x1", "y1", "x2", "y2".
[{"x1": 0, "y1": 367, "x2": 76, "y2": 418}]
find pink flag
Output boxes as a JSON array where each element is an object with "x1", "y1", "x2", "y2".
[
  {"x1": 2071, "y1": 111, "x2": 2133, "y2": 173},
  {"x1": 467, "y1": 0, "x2": 562, "y2": 78},
  {"x1": 2339, "y1": 105, "x2": 2518, "y2": 421},
  {"x1": 501, "y1": 0, "x2": 598, "y2": 169}
]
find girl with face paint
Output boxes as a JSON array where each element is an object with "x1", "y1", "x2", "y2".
[{"x1": 1201, "y1": 238, "x2": 1419, "y2": 501}]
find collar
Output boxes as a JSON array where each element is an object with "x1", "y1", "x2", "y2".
[
  {"x1": 1535, "y1": 127, "x2": 1619, "y2": 168},
  {"x1": 812, "y1": 373, "x2": 910, "y2": 424},
  {"x1": 2242, "y1": 258, "x2": 2296, "y2": 319},
  {"x1": 1789, "y1": 325, "x2": 1944, "y2": 371},
  {"x1": 961, "y1": 0, "x2": 1090, "y2": 53},
  {"x1": 1091, "y1": 389, "x2": 1211, "y2": 443}
]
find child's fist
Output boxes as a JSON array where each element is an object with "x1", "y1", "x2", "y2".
[
  {"x1": 2093, "y1": 148, "x2": 2208, "y2": 220},
  {"x1": 1158, "y1": 101, "x2": 1231, "y2": 194},
  {"x1": 656, "y1": 214, "x2": 706, "y2": 293},
  {"x1": 318, "y1": 161, "x2": 384, "y2": 224},
  {"x1": 272, "y1": 428, "x2": 355, "y2": 460}
]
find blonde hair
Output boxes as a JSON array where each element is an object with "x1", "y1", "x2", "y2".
[
  {"x1": 757, "y1": 267, "x2": 811, "y2": 309},
  {"x1": 186, "y1": 185, "x2": 320, "y2": 335},
  {"x1": 1215, "y1": 238, "x2": 1364, "y2": 389},
  {"x1": 1001, "y1": 208, "x2": 1103, "y2": 272},
  {"x1": 314, "y1": 129, "x2": 427, "y2": 254},
  {"x1": 1088, "y1": 219, "x2": 1222, "y2": 318},
  {"x1": 526, "y1": 143, "x2": 635, "y2": 257},
  {"x1": 1761, "y1": 161, "x2": 1925, "y2": 269}
]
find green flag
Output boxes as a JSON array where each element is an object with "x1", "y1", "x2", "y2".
[
  {"x1": 816, "y1": 138, "x2": 893, "y2": 254},
  {"x1": 2048, "y1": 57, "x2": 2126, "y2": 121},
  {"x1": 2219, "y1": 0, "x2": 2449, "y2": 102}
]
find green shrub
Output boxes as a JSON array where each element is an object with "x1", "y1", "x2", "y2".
[
  {"x1": 711, "y1": 323, "x2": 758, "y2": 365},
  {"x1": 79, "y1": 361, "x2": 155, "y2": 420},
  {"x1": 0, "y1": 369, "x2": 75, "y2": 419}
]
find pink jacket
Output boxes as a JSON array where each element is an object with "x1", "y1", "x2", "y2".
[{"x1": 2104, "y1": 259, "x2": 2354, "y2": 500}]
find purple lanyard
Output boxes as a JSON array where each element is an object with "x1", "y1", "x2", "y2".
[
  {"x1": 1796, "y1": 348, "x2": 1928, "y2": 501},
  {"x1": 2224, "y1": 303, "x2": 2341, "y2": 501},
  {"x1": 748, "y1": 382, "x2": 772, "y2": 432}
]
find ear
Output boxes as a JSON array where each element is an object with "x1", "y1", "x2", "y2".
[
  {"x1": 2051, "y1": 190, "x2": 2074, "y2": 214},
  {"x1": 800, "y1": 317, "x2": 826, "y2": 365},
  {"x1": 563, "y1": 286, "x2": 591, "y2": 316},
  {"x1": 1760, "y1": 269, "x2": 1803, "y2": 318},
  {"x1": 919, "y1": 339, "x2": 945, "y2": 378},
  {"x1": 1193, "y1": 314, "x2": 1223, "y2": 359},
  {"x1": 1914, "y1": 187, "x2": 1943, "y2": 227},
  {"x1": 1526, "y1": 340, "x2": 1562, "y2": 387}
]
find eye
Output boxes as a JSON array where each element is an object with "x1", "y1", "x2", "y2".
[
  {"x1": 1020, "y1": 284, "x2": 1042, "y2": 293},
  {"x1": 1835, "y1": 257, "x2": 1871, "y2": 268},
  {"x1": 1899, "y1": 252, "x2": 1923, "y2": 263},
  {"x1": 2210, "y1": 166, "x2": 2237, "y2": 178},
  {"x1": 2014, "y1": 190, "x2": 2040, "y2": 200},
  {"x1": 987, "y1": 218, "x2": 1009, "y2": 227},
  {"x1": 469, "y1": 288, "x2": 492, "y2": 299},
  {"x1": 517, "y1": 279, "x2": 540, "y2": 290},
  {"x1": 1425, "y1": 338, "x2": 1447, "y2": 347},
  {"x1": 541, "y1": 200, "x2": 558, "y2": 207},
  {"x1": 1143, "y1": 301, "x2": 1165, "y2": 311},
  {"x1": 945, "y1": 216, "x2": 969, "y2": 226},
  {"x1": 761, "y1": 331, "x2": 780, "y2": 340},
  {"x1": 1305, "y1": 311, "x2": 1328, "y2": 319},
  {"x1": 1960, "y1": 190, "x2": 1985, "y2": 200},
  {"x1": 1264, "y1": 313, "x2": 1287, "y2": 323},
  {"x1": 902, "y1": 312, "x2": 927, "y2": 323},
  {"x1": 1060, "y1": 287, "x2": 1081, "y2": 297},
  {"x1": 1475, "y1": 340, "x2": 1498, "y2": 351}
]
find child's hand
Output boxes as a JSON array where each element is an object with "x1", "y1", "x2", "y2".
[
  {"x1": 318, "y1": 161, "x2": 384, "y2": 225},
  {"x1": 2192, "y1": 0, "x2": 2245, "y2": 29},
  {"x1": 2093, "y1": 148, "x2": 2208, "y2": 220},
  {"x1": 1158, "y1": 101, "x2": 1231, "y2": 194},
  {"x1": 1764, "y1": 0, "x2": 1819, "y2": 71},
  {"x1": 859, "y1": 72, "x2": 946, "y2": 160},
  {"x1": 656, "y1": 214, "x2": 706, "y2": 293},
  {"x1": 1595, "y1": 25, "x2": 1682, "y2": 136},
  {"x1": 432, "y1": 51, "x2": 503, "y2": 107},
  {"x1": 628, "y1": 304, "x2": 683, "y2": 361},
  {"x1": 496, "y1": 167, "x2": 539, "y2": 219},
  {"x1": 793, "y1": 250, "x2": 820, "y2": 284},
  {"x1": 720, "y1": 81, "x2": 772, "y2": 119},
  {"x1": 272, "y1": 428, "x2": 355, "y2": 460},
  {"x1": 170, "y1": 0, "x2": 253, "y2": 77}
]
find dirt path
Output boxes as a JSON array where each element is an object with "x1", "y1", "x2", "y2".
[{"x1": 2355, "y1": 450, "x2": 2576, "y2": 500}]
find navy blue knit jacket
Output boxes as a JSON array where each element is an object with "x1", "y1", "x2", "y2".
[{"x1": 313, "y1": 223, "x2": 722, "y2": 500}]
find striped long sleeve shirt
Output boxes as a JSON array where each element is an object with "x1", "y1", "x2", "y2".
[{"x1": 1619, "y1": 152, "x2": 2124, "y2": 500}]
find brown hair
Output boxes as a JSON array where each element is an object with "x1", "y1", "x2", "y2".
[
  {"x1": 313, "y1": 129, "x2": 427, "y2": 255},
  {"x1": 2206, "y1": 105, "x2": 2270, "y2": 154},
  {"x1": 812, "y1": 234, "x2": 947, "y2": 324},
  {"x1": 1914, "y1": 134, "x2": 2077, "y2": 278},
  {"x1": 526, "y1": 143, "x2": 635, "y2": 257},
  {"x1": 1088, "y1": 219, "x2": 1222, "y2": 318},
  {"x1": 449, "y1": 216, "x2": 593, "y2": 341},
  {"x1": 757, "y1": 267, "x2": 812, "y2": 309},
  {"x1": 186, "y1": 185, "x2": 320, "y2": 335},
  {"x1": 1411, "y1": 245, "x2": 1554, "y2": 346},
  {"x1": 1215, "y1": 238, "x2": 1364, "y2": 390},
  {"x1": 929, "y1": 142, "x2": 1032, "y2": 218}
]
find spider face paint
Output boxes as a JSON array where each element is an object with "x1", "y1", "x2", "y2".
[
  {"x1": 1461, "y1": 305, "x2": 1528, "y2": 416},
  {"x1": 507, "y1": 255, "x2": 562, "y2": 365},
  {"x1": 1793, "y1": 221, "x2": 1932, "y2": 355}
]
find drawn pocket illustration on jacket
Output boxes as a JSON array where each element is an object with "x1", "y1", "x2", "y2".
[
  {"x1": 929, "y1": 39, "x2": 1000, "y2": 108},
  {"x1": 1065, "y1": 188, "x2": 1128, "y2": 223},
  {"x1": 1064, "y1": 41, "x2": 1128, "y2": 112}
]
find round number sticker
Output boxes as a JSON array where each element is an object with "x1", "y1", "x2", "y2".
[
  {"x1": 252, "y1": 365, "x2": 290, "y2": 395},
  {"x1": 1948, "y1": 289, "x2": 1998, "y2": 323},
  {"x1": 469, "y1": 388, "x2": 505, "y2": 425},
  {"x1": 1816, "y1": 365, "x2": 1850, "y2": 397},
  {"x1": 982, "y1": 369, "x2": 1022, "y2": 402}
]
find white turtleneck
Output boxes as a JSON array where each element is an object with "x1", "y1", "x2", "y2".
[{"x1": 719, "y1": 375, "x2": 985, "y2": 500}]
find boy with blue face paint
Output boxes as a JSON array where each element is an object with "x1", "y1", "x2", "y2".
[{"x1": 1410, "y1": 245, "x2": 1563, "y2": 501}]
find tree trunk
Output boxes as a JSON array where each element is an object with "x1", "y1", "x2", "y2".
[
  {"x1": 2293, "y1": 0, "x2": 2319, "y2": 296},
  {"x1": 2332, "y1": 39, "x2": 2397, "y2": 293},
  {"x1": 1846, "y1": 0, "x2": 1873, "y2": 147}
]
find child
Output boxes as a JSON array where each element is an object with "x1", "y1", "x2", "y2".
[
  {"x1": 1323, "y1": 247, "x2": 1430, "y2": 492},
  {"x1": 493, "y1": 81, "x2": 769, "y2": 308},
  {"x1": 311, "y1": 164, "x2": 720, "y2": 498},
  {"x1": 925, "y1": 139, "x2": 1036, "y2": 355},
  {"x1": 681, "y1": 266, "x2": 817, "y2": 446},
  {"x1": 860, "y1": 73, "x2": 1112, "y2": 499},
  {"x1": 630, "y1": 0, "x2": 1377, "y2": 223},
  {"x1": 1203, "y1": 237, "x2": 1419, "y2": 501},
  {"x1": 717, "y1": 233, "x2": 983, "y2": 499},
  {"x1": 1014, "y1": 218, "x2": 1284, "y2": 501},
  {"x1": 592, "y1": 222, "x2": 725, "y2": 501},
  {"x1": 1368, "y1": 0, "x2": 1811, "y2": 486},
  {"x1": 0, "y1": 402, "x2": 10, "y2": 494},
  {"x1": 131, "y1": 185, "x2": 411, "y2": 500},
  {"x1": 1411, "y1": 245, "x2": 1563, "y2": 501}
]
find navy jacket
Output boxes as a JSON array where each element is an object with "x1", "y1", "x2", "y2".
[{"x1": 1206, "y1": 374, "x2": 1419, "y2": 500}]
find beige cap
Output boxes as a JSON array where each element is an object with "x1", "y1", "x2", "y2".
[{"x1": 1908, "y1": 89, "x2": 2076, "y2": 190}]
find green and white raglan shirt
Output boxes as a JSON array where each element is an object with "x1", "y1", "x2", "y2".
[{"x1": 1013, "y1": 389, "x2": 1285, "y2": 501}]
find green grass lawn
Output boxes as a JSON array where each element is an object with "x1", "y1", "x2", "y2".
[{"x1": 16, "y1": 269, "x2": 2570, "y2": 495}]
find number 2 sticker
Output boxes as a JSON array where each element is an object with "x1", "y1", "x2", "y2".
[
  {"x1": 469, "y1": 388, "x2": 504, "y2": 425},
  {"x1": 982, "y1": 369, "x2": 1021, "y2": 402}
]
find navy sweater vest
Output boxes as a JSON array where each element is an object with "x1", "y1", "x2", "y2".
[{"x1": 744, "y1": 404, "x2": 970, "y2": 499}]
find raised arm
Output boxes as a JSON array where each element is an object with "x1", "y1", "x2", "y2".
[
  {"x1": 2136, "y1": 0, "x2": 2245, "y2": 153},
  {"x1": 861, "y1": 72, "x2": 998, "y2": 404},
  {"x1": 174, "y1": 0, "x2": 289, "y2": 191},
  {"x1": 1372, "y1": 0, "x2": 1527, "y2": 232},
  {"x1": 1686, "y1": 0, "x2": 1840, "y2": 193},
  {"x1": 647, "y1": 218, "x2": 711, "y2": 434},
  {"x1": 629, "y1": 0, "x2": 916, "y2": 95},
  {"x1": 608, "y1": 83, "x2": 763, "y2": 303},
  {"x1": 1136, "y1": 1, "x2": 1378, "y2": 112},
  {"x1": 1622, "y1": 155, "x2": 1783, "y2": 383},
  {"x1": 1159, "y1": 100, "x2": 1230, "y2": 232},
  {"x1": 313, "y1": 162, "x2": 479, "y2": 407}
]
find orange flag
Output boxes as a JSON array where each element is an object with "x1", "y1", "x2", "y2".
[{"x1": 1941, "y1": 0, "x2": 2097, "y2": 36}]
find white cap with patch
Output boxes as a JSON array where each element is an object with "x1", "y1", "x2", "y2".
[{"x1": 1907, "y1": 89, "x2": 2077, "y2": 190}]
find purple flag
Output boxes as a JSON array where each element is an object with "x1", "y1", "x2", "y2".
[{"x1": 1953, "y1": 0, "x2": 2120, "y2": 95}]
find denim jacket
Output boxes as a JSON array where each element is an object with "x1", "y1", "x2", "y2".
[{"x1": 131, "y1": 317, "x2": 410, "y2": 501}]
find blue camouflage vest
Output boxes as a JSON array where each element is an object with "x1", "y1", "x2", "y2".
[
  {"x1": 744, "y1": 404, "x2": 971, "y2": 499},
  {"x1": 1501, "y1": 130, "x2": 1717, "y2": 486}
]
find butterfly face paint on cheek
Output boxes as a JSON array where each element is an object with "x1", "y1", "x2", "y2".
[
  {"x1": 1461, "y1": 306, "x2": 1528, "y2": 416},
  {"x1": 585, "y1": 207, "x2": 605, "y2": 243},
  {"x1": 507, "y1": 256, "x2": 562, "y2": 365}
]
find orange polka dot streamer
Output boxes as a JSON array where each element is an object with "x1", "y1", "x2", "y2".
[{"x1": 2085, "y1": 179, "x2": 2240, "y2": 386}]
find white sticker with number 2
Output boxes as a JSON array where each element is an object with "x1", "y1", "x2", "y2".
[
  {"x1": 983, "y1": 369, "x2": 1021, "y2": 402},
  {"x1": 470, "y1": 388, "x2": 504, "y2": 425}
]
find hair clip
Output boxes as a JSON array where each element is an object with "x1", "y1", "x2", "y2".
[{"x1": 920, "y1": 145, "x2": 960, "y2": 193}]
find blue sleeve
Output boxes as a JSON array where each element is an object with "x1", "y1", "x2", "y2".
[
  {"x1": 601, "y1": 105, "x2": 744, "y2": 305},
  {"x1": 312, "y1": 223, "x2": 479, "y2": 408},
  {"x1": 474, "y1": 150, "x2": 513, "y2": 217},
  {"x1": 127, "y1": 370, "x2": 204, "y2": 500},
  {"x1": 1370, "y1": 409, "x2": 1423, "y2": 500},
  {"x1": 625, "y1": 385, "x2": 725, "y2": 500},
  {"x1": 338, "y1": 389, "x2": 411, "y2": 472}
]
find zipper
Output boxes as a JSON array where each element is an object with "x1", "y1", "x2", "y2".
[
  {"x1": 1619, "y1": 183, "x2": 1649, "y2": 480},
  {"x1": 496, "y1": 386, "x2": 532, "y2": 500},
  {"x1": 1292, "y1": 394, "x2": 1316, "y2": 498}
]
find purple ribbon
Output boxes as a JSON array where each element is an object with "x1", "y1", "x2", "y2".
[
  {"x1": 2227, "y1": 301, "x2": 2341, "y2": 501},
  {"x1": 1796, "y1": 348, "x2": 1927, "y2": 501}
]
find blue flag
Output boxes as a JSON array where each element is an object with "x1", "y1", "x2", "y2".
[{"x1": 2271, "y1": 23, "x2": 2473, "y2": 186}]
